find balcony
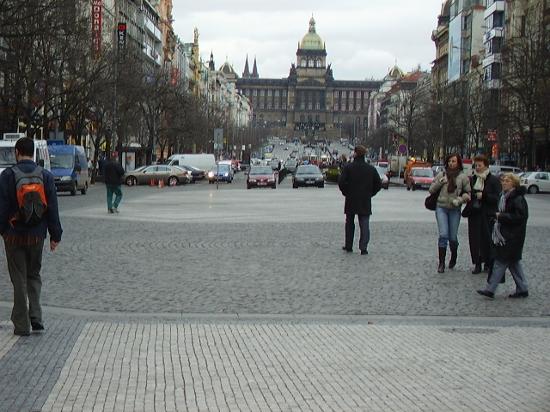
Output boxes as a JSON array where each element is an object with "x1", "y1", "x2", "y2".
[
  {"x1": 144, "y1": 17, "x2": 162, "y2": 43},
  {"x1": 484, "y1": 0, "x2": 505, "y2": 19},
  {"x1": 484, "y1": 27, "x2": 504, "y2": 43},
  {"x1": 485, "y1": 79, "x2": 501, "y2": 89},
  {"x1": 482, "y1": 53, "x2": 501, "y2": 68}
]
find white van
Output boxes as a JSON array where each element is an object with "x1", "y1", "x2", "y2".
[
  {"x1": 0, "y1": 135, "x2": 51, "y2": 175},
  {"x1": 166, "y1": 154, "x2": 216, "y2": 172},
  {"x1": 489, "y1": 165, "x2": 522, "y2": 177}
]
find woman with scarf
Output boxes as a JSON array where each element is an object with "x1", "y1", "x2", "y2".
[
  {"x1": 465, "y1": 155, "x2": 502, "y2": 274},
  {"x1": 429, "y1": 153, "x2": 471, "y2": 273},
  {"x1": 477, "y1": 173, "x2": 529, "y2": 299}
]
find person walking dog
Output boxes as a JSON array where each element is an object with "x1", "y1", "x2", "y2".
[
  {"x1": 338, "y1": 145, "x2": 381, "y2": 255},
  {"x1": 0, "y1": 137, "x2": 62, "y2": 336}
]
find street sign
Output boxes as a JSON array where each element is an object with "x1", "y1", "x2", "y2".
[{"x1": 398, "y1": 144, "x2": 407, "y2": 154}]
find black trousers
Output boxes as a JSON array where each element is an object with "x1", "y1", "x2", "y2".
[
  {"x1": 468, "y1": 213, "x2": 492, "y2": 265},
  {"x1": 4, "y1": 240, "x2": 44, "y2": 333},
  {"x1": 345, "y1": 214, "x2": 370, "y2": 251}
]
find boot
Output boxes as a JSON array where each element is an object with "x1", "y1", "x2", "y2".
[
  {"x1": 448, "y1": 241, "x2": 458, "y2": 269},
  {"x1": 438, "y1": 247, "x2": 446, "y2": 273},
  {"x1": 472, "y1": 263, "x2": 482, "y2": 274}
]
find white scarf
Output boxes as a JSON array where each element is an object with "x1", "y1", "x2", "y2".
[
  {"x1": 473, "y1": 168, "x2": 489, "y2": 192},
  {"x1": 492, "y1": 189, "x2": 513, "y2": 246}
]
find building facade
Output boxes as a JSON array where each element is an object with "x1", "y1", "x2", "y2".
[{"x1": 236, "y1": 18, "x2": 381, "y2": 140}]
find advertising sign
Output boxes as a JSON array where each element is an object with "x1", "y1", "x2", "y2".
[
  {"x1": 117, "y1": 23, "x2": 127, "y2": 50},
  {"x1": 91, "y1": 0, "x2": 102, "y2": 56}
]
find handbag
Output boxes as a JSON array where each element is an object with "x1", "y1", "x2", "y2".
[
  {"x1": 424, "y1": 188, "x2": 440, "y2": 211},
  {"x1": 461, "y1": 198, "x2": 481, "y2": 218}
]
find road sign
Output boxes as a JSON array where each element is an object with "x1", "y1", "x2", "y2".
[{"x1": 398, "y1": 144, "x2": 407, "y2": 154}]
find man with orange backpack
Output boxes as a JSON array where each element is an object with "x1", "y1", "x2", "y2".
[{"x1": 0, "y1": 137, "x2": 62, "y2": 336}]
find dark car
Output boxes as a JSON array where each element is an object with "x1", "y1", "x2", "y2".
[
  {"x1": 207, "y1": 163, "x2": 234, "y2": 183},
  {"x1": 178, "y1": 164, "x2": 206, "y2": 182},
  {"x1": 247, "y1": 166, "x2": 277, "y2": 189},
  {"x1": 293, "y1": 165, "x2": 324, "y2": 188}
]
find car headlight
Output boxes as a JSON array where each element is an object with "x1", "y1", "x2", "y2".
[
  {"x1": 224, "y1": 172, "x2": 229, "y2": 177},
  {"x1": 249, "y1": 179, "x2": 256, "y2": 183},
  {"x1": 60, "y1": 176, "x2": 72, "y2": 181},
  {"x1": 208, "y1": 171, "x2": 214, "y2": 178}
]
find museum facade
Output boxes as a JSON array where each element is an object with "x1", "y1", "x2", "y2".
[{"x1": 235, "y1": 18, "x2": 382, "y2": 139}]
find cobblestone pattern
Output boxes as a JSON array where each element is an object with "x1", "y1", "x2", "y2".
[
  {"x1": 36, "y1": 321, "x2": 550, "y2": 412},
  {"x1": 0, "y1": 319, "x2": 84, "y2": 412},
  {"x1": 0, "y1": 217, "x2": 548, "y2": 317}
]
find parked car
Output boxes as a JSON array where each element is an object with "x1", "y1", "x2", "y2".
[
  {"x1": 489, "y1": 165, "x2": 522, "y2": 177},
  {"x1": 374, "y1": 166, "x2": 389, "y2": 190},
  {"x1": 520, "y1": 171, "x2": 550, "y2": 194},
  {"x1": 124, "y1": 165, "x2": 191, "y2": 186},
  {"x1": 406, "y1": 167, "x2": 434, "y2": 191},
  {"x1": 208, "y1": 163, "x2": 233, "y2": 183},
  {"x1": 293, "y1": 165, "x2": 324, "y2": 188},
  {"x1": 247, "y1": 166, "x2": 277, "y2": 189}
]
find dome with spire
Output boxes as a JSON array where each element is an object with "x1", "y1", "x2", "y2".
[
  {"x1": 300, "y1": 17, "x2": 324, "y2": 51},
  {"x1": 219, "y1": 61, "x2": 237, "y2": 76},
  {"x1": 385, "y1": 65, "x2": 404, "y2": 80}
]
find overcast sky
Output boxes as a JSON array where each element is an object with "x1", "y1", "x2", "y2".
[{"x1": 172, "y1": 0, "x2": 445, "y2": 81}]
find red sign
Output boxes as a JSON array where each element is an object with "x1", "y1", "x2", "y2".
[
  {"x1": 91, "y1": 0, "x2": 102, "y2": 57},
  {"x1": 117, "y1": 22, "x2": 127, "y2": 50},
  {"x1": 487, "y1": 129, "x2": 497, "y2": 142}
]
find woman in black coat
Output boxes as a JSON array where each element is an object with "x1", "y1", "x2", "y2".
[
  {"x1": 465, "y1": 155, "x2": 501, "y2": 274},
  {"x1": 477, "y1": 173, "x2": 529, "y2": 299}
]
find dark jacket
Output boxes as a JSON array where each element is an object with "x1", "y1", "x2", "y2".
[
  {"x1": 469, "y1": 172, "x2": 501, "y2": 217},
  {"x1": 104, "y1": 159, "x2": 125, "y2": 185},
  {"x1": 493, "y1": 186, "x2": 528, "y2": 262},
  {"x1": 338, "y1": 157, "x2": 382, "y2": 215},
  {"x1": 0, "y1": 159, "x2": 63, "y2": 242}
]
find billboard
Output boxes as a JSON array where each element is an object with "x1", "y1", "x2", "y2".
[
  {"x1": 448, "y1": 14, "x2": 462, "y2": 83},
  {"x1": 91, "y1": 0, "x2": 102, "y2": 57}
]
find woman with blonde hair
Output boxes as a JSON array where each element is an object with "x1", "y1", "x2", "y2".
[{"x1": 477, "y1": 173, "x2": 529, "y2": 299}]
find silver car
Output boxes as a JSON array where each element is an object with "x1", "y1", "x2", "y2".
[{"x1": 124, "y1": 165, "x2": 191, "y2": 186}]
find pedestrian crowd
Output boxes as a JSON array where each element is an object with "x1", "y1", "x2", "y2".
[{"x1": 0, "y1": 139, "x2": 531, "y2": 338}]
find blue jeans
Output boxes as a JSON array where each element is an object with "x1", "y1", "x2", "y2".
[
  {"x1": 435, "y1": 206, "x2": 461, "y2": 248},
  {"x1": 486, "y1": 259, "x2": 528, "y2": 294},
  {"x1": 106, "y1": 185, "x2": 123, "y2": 210},
  {"x1": 345, "y1": 214, "x2": 370, "y2": 251}
]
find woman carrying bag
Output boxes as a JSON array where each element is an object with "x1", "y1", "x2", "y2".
[
  {"x1": 477, "y1": 173, "x2": 529, "y2": 299},
  {"x1": 428, "y1": 153, "x2": 471, "y2": 273},
  {"x1": 463, "y1": 155, "x2": 501, "y2": 274}
]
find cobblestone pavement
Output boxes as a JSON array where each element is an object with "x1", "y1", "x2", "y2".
[{"x1": 0, "y1": 179, "x2": 549, "y2": 411}]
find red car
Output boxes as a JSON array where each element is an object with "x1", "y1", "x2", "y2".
[
  {"x1": 247, "y1": 166, "x2": 277, "y2": 189},
  {"x1": 406, "y1": 167, "x2": 434, "y2": 191}
]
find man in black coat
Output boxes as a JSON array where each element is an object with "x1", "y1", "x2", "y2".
[
  {"x1": 104, "y1": 153, "x2": 125, "y2": 213},
  {"x1": 338, "y1": 145, "x2": 382, "y2": 255}
]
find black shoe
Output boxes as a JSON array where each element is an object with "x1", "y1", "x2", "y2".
[
  {"x1": 342, "y1": 246, "x2": 352, "y2": 252},
  {"x1": 476, "y1": 289, "x2": 494, "y2": 299},
  {"x1": 31, "y1": 322, "x2": 44, "y2": 331},
  {"x1": 108, "y1": 209, "x2": 114, "y2": 214},
  {"x1": 360, "y1": 250, "x2": 368, "y2": 255},
  {"x1": 483, "y1": 263, "x2": 490, "y2": 272},
  {"x1": 472, "y1": 264, "x2": 482, "y2": 274},
  {"x1": 14, "y1": 329, "x2": 30, "y2": 336},
  {"x1": 509, "y1": 291, "x2": 529, "y2": 298}
]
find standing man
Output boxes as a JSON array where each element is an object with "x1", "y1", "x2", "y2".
[
  {"x1": 0, "y1": 137, "x2": 62, "y2": 336},
  {"x1": 104, "y1": 153, "x2": 125, "y2": 213},
  {"x1": 338, "y1": 145, "x2": 381, "y2": 255}
]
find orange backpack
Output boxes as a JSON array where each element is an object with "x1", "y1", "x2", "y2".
[{"x1": 11, "y1": 165, "x2": 48, "y2": 227}]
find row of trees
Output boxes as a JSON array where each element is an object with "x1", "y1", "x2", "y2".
[
  {"x1": 0, "y1": 1, "x2": 255, "y2": 175},
  {"x1": 369, "y1": 18, "x2": 549, "y2": 169}
]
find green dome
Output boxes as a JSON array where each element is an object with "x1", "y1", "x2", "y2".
[{"x1": 300, "y1": 17, "x2": 324, "y2": 50}]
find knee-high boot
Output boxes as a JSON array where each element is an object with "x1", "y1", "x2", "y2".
[
  {"x1": 449, "y1": 241, "x2": 458, "y2": 269},
  {"x1": 438, "y1": 247, "x2": 446, "y2": 273}
]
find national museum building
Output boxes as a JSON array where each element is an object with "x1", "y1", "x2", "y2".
[{"x1": 235, "y1": 17, "x2": 382, "y2": 139}]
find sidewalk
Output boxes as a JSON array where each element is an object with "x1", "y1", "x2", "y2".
[{"x1": 1, "y1": 308, "x2": 549, "y2": 411}]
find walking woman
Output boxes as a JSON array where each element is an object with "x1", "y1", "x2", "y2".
[
  {"x1": 466, "y1": 155, "x2": 502, "y2": 274},
  {"x1": 477, "y1": 173, "x2": 529, "y2": 299},
  {"x1": 429, "y1": 153, "x2": 471, "y2": 273}
]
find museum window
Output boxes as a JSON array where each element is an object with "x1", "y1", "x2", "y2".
[
  {"x1": 267, "y1": 102, "x2": 271, "y2": 109},
  {"x1": 301, "y1": 102, "x2": 305, "y2": 110},
  {"x1": 260, "y1": 89, "x2": 265, "y2": 96},
  {"x1": 308, "y1": 102, "x2": 313, "y2": 110},
  {"x1": 315, "y1": 102, "x2": 320, "y2": 110},
  {"x1": 282, "y1": 90, "x2": 287, "y2": 97},
  {"x1": 253, "y1": 89, "x2": 257, "y2": 96},
  {"x1": 282, "y1": 103, "x2": 287, "y2": 109},
  {"x1": 301, "y1": 58, "x2": 306, "y2": 67},
  {"x1": 267, "y1": 89, "x2": 272, "y2": 96},
  {"x1": 274, "y1": 90, "x2": 279, "y2": 97}
]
